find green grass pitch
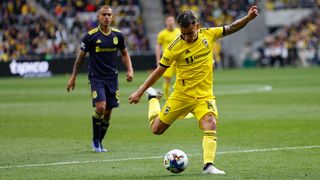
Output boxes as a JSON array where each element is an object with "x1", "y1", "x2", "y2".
[{"x1": 0, "y1": 67, "x2": 320, "y2": 179}]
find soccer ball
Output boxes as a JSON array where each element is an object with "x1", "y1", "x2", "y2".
[{"x1": 163, "y1": 149, "x2": 188, "y2": 173}]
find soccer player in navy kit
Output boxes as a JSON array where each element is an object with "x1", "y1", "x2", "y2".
[{"x1": 67, "y1": 5, "x2": 134, "y2": 152}]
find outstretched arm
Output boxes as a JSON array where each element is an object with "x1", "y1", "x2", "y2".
[
  {"x1": 128, "y1": 65, "x2": 167, "y2": 104},
  {"x1": 66, "y1": 50, "x2": 86, "y2": 92},
  {"x1": 155, "y1": 43, "x2": 162, "y2": 64},
  {"x1": 224, "y1": 6, "x2": 259, "y2": 36},
  {"x1": 120, "y1": 48, "x2": 134, "y2": 82}
]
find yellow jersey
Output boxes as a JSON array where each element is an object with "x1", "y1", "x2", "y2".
[
  {"x1": 159, "y1": 27, "x2": 224, "y2": 99},
  {"x1": 157, "y1": 28, "x2": 180, "y2": 50}
]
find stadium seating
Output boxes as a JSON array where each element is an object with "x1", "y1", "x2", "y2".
[
  {"x1": 37, "y1": 0, "x2": 150, "y2": 52},
  {"x1": 0, "y1": 0, "x2": 150, "y2": 62},
  {"x1": 1, "y1": 0, "x2": 319, "y2": 67},
  {"x1": 252, "y1": 10, "x2": 320, "y2": 67},
  {"x1": 161, "y1": 0, "x2": 257, "y2": 27},
  {"x1": 265, "y1": 0, "x2": 316, "y2": 10},
  {"x1": 0, "y1": 0, "x2": 67, "y2": 62}
]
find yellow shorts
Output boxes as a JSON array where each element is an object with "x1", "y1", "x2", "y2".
[
  {"x1": 162, "y1": 62, "x2": 176, "y2": 78},
  {"x1": 158, "y1": 95, "x2": 219, "y2": 126}
]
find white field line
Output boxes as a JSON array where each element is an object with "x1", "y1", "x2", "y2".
[
  {"x1": 1, "y1": 145, "x2": 319, "y2": 170},
  {"x1": 216, "y1": 85, "x2": 272, "y2": 95}
]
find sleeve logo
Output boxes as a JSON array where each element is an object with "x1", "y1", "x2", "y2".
[
  {"x1": 81, "y1": 42, "x2": 86, "y2": 49},
  {"x1": 163, "y1": 56, "x2": 170, "y2": 61},
  {"x1": 163, "y1": 106, "x2": 171, "y2": 116}
]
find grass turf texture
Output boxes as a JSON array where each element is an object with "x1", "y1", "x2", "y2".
[{"x1": 0, "y1": 67, "x2": 319, "y2": 179}]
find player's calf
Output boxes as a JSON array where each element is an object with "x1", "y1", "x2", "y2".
[{"x1": 151, "y1": 118, "x2": 170, "y2": 135}]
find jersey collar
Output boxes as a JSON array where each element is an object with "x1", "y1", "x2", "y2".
[
  {"x1": 98, "y1": 25, "x2": 112, "y2": 36},
  {"x1": 180, "y1": 32, "x2": 199, "y2": 43}
]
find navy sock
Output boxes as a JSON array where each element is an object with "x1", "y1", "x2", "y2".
[
  {"x1": 92, "y1": 112, "x2": 103, "y2": 141},
  {"x1": 100, "y1": 119, "x2": 110, "y2": 143}
]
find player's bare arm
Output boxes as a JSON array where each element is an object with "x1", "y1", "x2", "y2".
[
  {"x1": 129, "y1": 65, "x2": 167, "y2": 104},
  {"x1": 67, "y1": 50, "x2": 86, "y2": 92},
  {"x1": 120, "y1": 48, "x2": 134, "y2": 82},
  {"x1": 155, "y1": 43, "x2": 162, "y2": 64},
  {"x1": 224, "y1": 5, "x2": 259, "y2": 36}
]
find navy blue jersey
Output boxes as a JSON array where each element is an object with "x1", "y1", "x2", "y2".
[{"x1": 80, "y1": 27, "x2": 126, "y2": 79}]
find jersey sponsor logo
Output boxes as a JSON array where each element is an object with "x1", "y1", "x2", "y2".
[
  {"x1": 202, "y1": 39, "x2": 209, "y2": 48},
  {"x1": 113, "y1": 37, "x2": 118, "y2": 45},
  {"x1": 194, "y1": 51, "x2": 210, "y2": 60},
  {"x1": 185, "y1": 50, "x2": 210, "y2": 64},
  {"x1": 96, "y1": 39, "x2": 102, "y2": 43},
  {"x1": 95, "y1": 46, "x2": 117, "y2": 52},
  {"x1": 185, "y1": 49, "x2": 191, "y2": 54}
]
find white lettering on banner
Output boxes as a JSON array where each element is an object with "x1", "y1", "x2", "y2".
[{"x1": 9, "y1": 60, "x2": 51, "y2": 77}]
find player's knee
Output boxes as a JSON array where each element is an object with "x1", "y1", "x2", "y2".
[
  {"x1": 95, "y1": 103, "x2": 106, "y2": 114},
  {"x1": 207, "y1": 118, "x2": 217, "y2": 130},
  {"x1": 95, "y1": 107, "x2": 105, "y2": 114},
  {"x1": 201, "y1": 114, "x2": 217, "y2": 130}
]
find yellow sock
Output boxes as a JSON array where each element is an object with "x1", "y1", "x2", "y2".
[
  {"x1": 202, "y1": 130, "x2": 217, "y2": 164},
  {"x1": 162, "y1": 81, "x2": 170, "y2": 100},
  {"x1": 148, "y1": 98, "x2": 160, "y2": 125}
]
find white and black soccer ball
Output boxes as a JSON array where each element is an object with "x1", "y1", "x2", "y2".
[{"x1": 163, "y1": 149, "x2": 188, "y2": 173}]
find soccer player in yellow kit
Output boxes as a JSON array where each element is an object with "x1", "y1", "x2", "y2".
[
  {"x1": 129, "y1": 6, "x2": 258, "y2": 174},
  {"x1": 155, "y1": 15, "x2": 180, "y2": 100}
]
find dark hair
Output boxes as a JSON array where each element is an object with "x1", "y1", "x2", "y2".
[{"x1": 177, "y1": 10, "x2": 197, "y2": 28}]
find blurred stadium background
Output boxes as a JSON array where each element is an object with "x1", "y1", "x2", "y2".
[
  {"x1": 1, "y1": 0, "x2": 320, "y2": 179},
  {"x1": 0, "y1": 0, "x2": 319, "y2": 76}
]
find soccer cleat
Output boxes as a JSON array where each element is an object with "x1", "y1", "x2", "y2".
[
  {"x1": 92, "y1": 139, "x2": 101, "y2": 152},
  {"x1": 145, "y1": 87, "x2": 163, "y2": 100},
  {"x1": 100, "y1": 143, "x2": 108, "y2": 152},
  {"x1": 202, "y1": 164, "x2": 226, "y2": 175}
]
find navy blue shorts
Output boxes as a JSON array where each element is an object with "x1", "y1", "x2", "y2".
[{"x1": 89, "y1": 78, "x2": 119, "y2": 108}]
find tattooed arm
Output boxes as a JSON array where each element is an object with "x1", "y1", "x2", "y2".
[
  {"x1": 67, "y1": 50, "x2": 87, "y2": 92},
  {"x1": 224, "y1": 6, "x2": 259, "y2": 36}
]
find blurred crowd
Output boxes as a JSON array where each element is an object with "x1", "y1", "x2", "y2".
[
  {"x1": 162, "y1": 0, "x2": 257, "y2": 27},
  {"x1": 162, "y1": 0, "x2": 319, "y2": 68},
  {"x1": 0, "y1": 0, "x2": 66, "y2": 62},
  {"x1": 242, "y1": 11, "x2": 320, "y2": 67},
  {"x1": 1, "y1": 0, "x2": 319, "y2": 68},
  {"x1": 0, "y1": 0, "x2": 149, "y2": 62},
  {"x1": 265, "y1": 0, "x2": 318, "y2": 10},
  {"x1": 37, "y1": 0, "x2": 150, "y2": 53}
]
